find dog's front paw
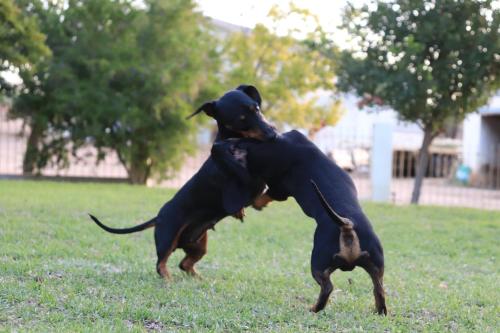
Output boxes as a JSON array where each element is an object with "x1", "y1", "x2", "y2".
[
  {"x1": 252, "y1": 194, "x2": 272, "y2": 210},
  {"x1": 232, "y1": 208, "x2": 245, "y2": 222},
  {"x1": 251, "y1": 203, "x2": 265, "y2": 211},
  {"x1": 160, "y1": 273, "x2": 172, "y2": 284}
]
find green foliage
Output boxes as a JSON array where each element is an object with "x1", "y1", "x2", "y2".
[
  {"x1": 222, "y1": 5, "x2": 342, "y2": 130},
  {"x1": 336, "y1": 0, "x2": 499, "y2": 203},
  {"x1": 337, "y1": 0, "x2": 499, "y2": 132},
  {"x1": 0, "y1": 0, "x2": 50, "y2": 93},
  {"x1": 1, "y1": 180, "x2": 499, "y2": 331},
  {"x1": 11, "y1": 0, "x2": 219, "y2": 183}
]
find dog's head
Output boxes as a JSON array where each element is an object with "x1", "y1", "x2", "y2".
[{"x1": 188, "y1": 85, "x2": 277, "y2": 141}]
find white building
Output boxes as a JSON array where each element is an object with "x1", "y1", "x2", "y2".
[
  {"x1": 313, "y1": 94, "x2": 461, "y2": 177},
  {"x1": 210, "y1": 17, "x2": 496, "y2": 181},
  {"x1": 463, "y1": 95, "x2": 500, "y2": 177}
]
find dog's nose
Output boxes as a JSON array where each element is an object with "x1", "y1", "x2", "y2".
[
  {"x1": 265, "y1": 131, "x2": 277, "y2": 140},
  {"x1": 262, "y1": 125, "x2": 278, "y2": 141}
]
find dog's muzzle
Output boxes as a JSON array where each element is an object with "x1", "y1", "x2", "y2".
[{"x1": 240, "y1": 127, "x2": 277, "y2": 141}]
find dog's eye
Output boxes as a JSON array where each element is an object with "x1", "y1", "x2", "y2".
[{"x1": 249, "y1": 104, "x2": 260, "y2": 113}]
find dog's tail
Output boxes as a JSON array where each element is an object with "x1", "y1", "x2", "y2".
[
  {"x1": 88, "y1": 214, "x2": 157, "y2": 234},
  {"x1": 310, "y1": 180, "x2": 349, "y2": 227}
]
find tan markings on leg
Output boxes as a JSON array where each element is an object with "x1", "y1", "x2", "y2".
[
  {"x1": 372, "y1": 267, "x2": 387, "y2": 315},
  {"x1": 157, "y1": 224, "x2": 188, "y2": 282},
  {"x1": 232, "y1": 208, "x2": 245, "y2": 221},
  {"x1": 180, "y1": 232, "x2": 208, "y2": 277},
  {"x1": 358, "y1": 258, "x2": 387, "y2": 315},
  {"x1": 252, "y1": 193, "x2": 273, "y2": 210},
  {"x1": 179, "y1": 256, "x2": 203, "y2": 277},
  {"x1": 310, "y1": 270, "x2": 333, "y2": 313},
  {"x1": 157, "y1": 257, "x2": 170, "y2": 280},
  {"x1": 325, "y1": 220, "x2": 387, "y2": 314}
]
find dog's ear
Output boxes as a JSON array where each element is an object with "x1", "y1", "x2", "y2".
[
  {"x1": 236, "y1": 85, "x2": 262, "y2": 107},
  {"x1": 186, "y1": 101, "x2": 216, "y2": 119}
]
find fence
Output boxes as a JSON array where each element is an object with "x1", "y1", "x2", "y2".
[
  {"x1": 391, "y1": 145, "x2": 500, "y2": 210},
  {"x1": 1, "y1": 106, "x2": 499, "y2": 210},
  {"x1": 312, "y1": 122, "x2": 500, "y2": 211},
  {"x1": 0, "y1": 107, "x2": 207, "y2": 187}
]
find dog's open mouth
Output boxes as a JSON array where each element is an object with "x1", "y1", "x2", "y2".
[
  {"x1": 240, "y1": 126, "x2": 277, "y2": 141},
  {"x1": 225, "y1": 123, "x2": 277, "y2": 141},
  {"x1": 239, "y1": 129, "x2": 265, "y2": 140}
]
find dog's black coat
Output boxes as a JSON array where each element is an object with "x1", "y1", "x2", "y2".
[
  {"x1": 211, "y1": 130, "x2": 387, "y2": 314},
  {"x1": 89, "y1": 85, "x2": 277, "y2": 278}
]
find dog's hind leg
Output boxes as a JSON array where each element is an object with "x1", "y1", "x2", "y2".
[
  {"x1": 310, "y1": 223, "x2": 344, "y2": 313},
  {"x1": 369, "y1": 265, "x2": 387, "y2": 315},
  {"x1": 310, "y1": 269, "x2": 333, "y2": 313},
  {"x1": 358, "y1": 257, "x2": 387, "y2": 315},
  {"x1": 310, "y1": 254, "x2": 346, "y2": 313},
  {"x1": 155, "y1": 221, "x2": 187, "y2": 281},
  {"x1": 179, "y1": 231, "x2": 208, "y2": 277}
]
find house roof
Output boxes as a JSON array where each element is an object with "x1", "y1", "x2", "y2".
[{"x1": 209, "y1": 18, "x2": 251, "y2": 37}]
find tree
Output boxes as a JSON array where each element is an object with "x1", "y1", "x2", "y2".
[
  {"x1": 11, "y1": 0, "x2": 219, "y2": 183},
  {"x1": 336, "y1": 0, "x2": 499, "y2": 203},
  {"x1": 222, "y1": 4, "x2": 342, "y2": 130},
  {"x1": 0, "y1": 0, "x2": 50, "y2": 94},
  {"x1": 6, "y1": 0, "x2": 59, "y2": 174}
]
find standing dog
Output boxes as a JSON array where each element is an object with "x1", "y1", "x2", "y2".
[
  {"x1": 211, "y1": 130, "x2": 387, "y2": 315},
  {"x1": 89, "y1": 85, "x2": 277, "y2": 280}
]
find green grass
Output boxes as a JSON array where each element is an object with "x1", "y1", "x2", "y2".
[{"x1": 0, "y1": 180, "x2": 499, "y2": 332}]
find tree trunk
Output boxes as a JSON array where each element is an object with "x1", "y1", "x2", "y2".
[
  {"x1": 125, "y1": 144, "x2": 151, "y2": 185},
  {"x1": 128, "y1": 162, "x2": 150, "y2": 184},
  {"x1": 22, "y1": 120, "x2": 43, "y2": 175},
  {"x1": 411, "y1": 126, "x2": 436, "y2": 204}
]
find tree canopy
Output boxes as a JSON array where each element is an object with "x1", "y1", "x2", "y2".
[
  {"x1": 11, "y1": 0, "x2": 219, "y2": 183},
  {"x1": 0, "y1": 0, "x2": 50, "y2": 93},
  {"x1": 222, "y1": 5, "x2": 342, "y2": 130},
  {"x1": 336, "y1": 0, "x2": 499, "y2": 203}
]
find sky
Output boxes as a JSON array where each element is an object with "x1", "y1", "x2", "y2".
[
  {"x1": 196, "y1": 0, "x2": 369, "y2": 45},
  {"x1": 5, "y1": 0, "x2": 361, "y2": 86},
  {"x1": 196, "y1": 0, "x2": 351, "y2": 30}
]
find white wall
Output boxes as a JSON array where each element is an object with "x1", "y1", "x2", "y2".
[
  {"x1": 463, "y1": 94, "x2": 500, "y2": 171},
  {"x1": 479, "y1": 116, "x2": 500, "y2": 165},
  {"x1": 462, "y1": 113, "x2": 481, "y2": 171},
  {"x1": 313, "y1": 94, "x2": 422, "y2": 152}
]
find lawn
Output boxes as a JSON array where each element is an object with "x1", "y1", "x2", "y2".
[{"x1": 0, "y1": 180, "x2": 499, "y2": 332}]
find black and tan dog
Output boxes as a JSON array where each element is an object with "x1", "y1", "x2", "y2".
[
  {"x1": 89, "y1": 85, "x2": 277, "y2": 280},
  {"x1": 211, "y1": 130, "x2": 387, "y2": 315}
]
